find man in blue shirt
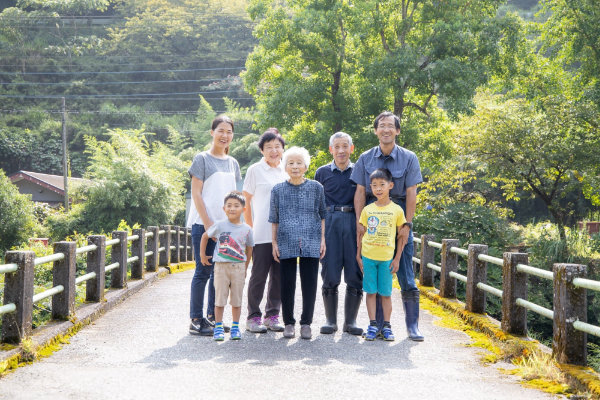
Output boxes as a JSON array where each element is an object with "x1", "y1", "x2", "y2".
[
  {"x1": 351, "y1": 111, "x2": 425, "y2": 341},
  {"x1": 314, "y1": 132, "x2": 363, "y2": 336}
]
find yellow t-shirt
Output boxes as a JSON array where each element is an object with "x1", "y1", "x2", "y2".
[{"x1": 359, "y1": 202, "x2": 406, "y2": 261}]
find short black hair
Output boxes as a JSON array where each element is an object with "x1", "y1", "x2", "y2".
[
  {"x1": 224, "y1": 191, "x2": 245, "y2": 206},
  {"x1": 369, "y1": 168, "x2": 393, "y2": 183},
  {"x1": 373, "y1": 111, "x2": 400, "y2": 130},
  {"x1": 257, "y1": 128, "x2": 285, "y2": 150}
]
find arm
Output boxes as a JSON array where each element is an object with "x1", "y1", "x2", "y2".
[
  {"x1": 191, "y1": 176, "x2": 213, "y2": 230},
  {"x1": 271, "y1": 223, "x2": 280, "y2": 262},
  {"x1": 356, "y1": 220, "x2": 364, "y2": 272},
  {"x1": 398, "y1": 184, "x2": 417, "y2": 244},
  {"x1": 354, "y1": 184, "x2": 367, "y2": 243},
  {"x1": 199, "y1": 232, "x2": 213, "y2": 266},
  {"x1": 245, "y1": 246, "x2": 253, "y2": 270},
  {"x1": 390, "y1": 225, "x2": 406, "y2": 274},
  {"x1": 243, "y1": 190, "x2": 253, "y2": 227},
  {"x1": 320, "y1": 219, "x2": 326, "y2": 259}
]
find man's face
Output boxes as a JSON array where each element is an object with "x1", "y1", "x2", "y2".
[
  {"x1": 374, "y1": 116, "x2": 400, "y2": 146},
  {"x1": 329, "y1": 137, "x2": 354, "y2": 167}
]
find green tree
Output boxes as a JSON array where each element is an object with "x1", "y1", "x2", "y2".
[
  {"x1": 74, "y1": 128, "x2": 186, "y2": 233},
  {"x1": 459, "y1": 91, "x2": 600, "y2": 240},
  {"x1": 0, "y1": 169, "x2": 36, "y2": 253}
]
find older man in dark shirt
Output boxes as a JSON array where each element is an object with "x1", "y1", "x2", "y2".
[
  {"x1": 351, "y1": 111, "x2": 424, "y2": 341},
  {"x1": 315, "y1": 132, "x2": 363, "y2": 336}
]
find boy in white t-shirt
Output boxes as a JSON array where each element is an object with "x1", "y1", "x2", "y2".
[{"x1": 200, "y1": 192, "x2": 254, "y2": 341}]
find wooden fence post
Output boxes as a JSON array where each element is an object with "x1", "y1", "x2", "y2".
[
  {"x1": 146, "y1": 226, "x2": 159, "y2": 272},
  {"x1": 52, "y1": 241, "x2": 77, "y2": 320},
  {"x1": 419, "y1": 234, "x2": 435, "y2": 287},
  {"x1": 553, "y1": 263, "x2": 587, "y2": 365},
  {"x1": 466, "y1": 244, "x2": 488, "y2": 313},
  {"x1": 86, "y1": 235, "x2": 106, "y2": 302},
  {"x1": 1, "y1": 251, "x2": 35, "y2": 343},
  {"x1": 187, "y1": 227, "x2": 193, "y2": 261},
  {"x1": 131, "y1": 228, "x2": 145, "y2": 279},
  {"x1": 440, "y1": 239, "x2": 459, "y2": 298},
  {"x1": 501, "y1": 252, "x2": 528, "y2": 335},
  {"x1": 111, "y1": 231, "x2": 128, "y2": 289},
  {"x1": 159, "y1": 225, "x2": 171, "y2": 266},
  {"x1": 181, "y1": 227, "x2": 188, "y2": 262},
  {"x1": 171, "y1": 226, "x2": 181, "y2": 264}
]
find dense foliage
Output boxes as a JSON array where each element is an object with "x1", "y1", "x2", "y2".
[{"x1": 0, "y1": 169, "x2": 37, "y2": 255}]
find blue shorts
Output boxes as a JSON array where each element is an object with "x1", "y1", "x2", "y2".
[{"x1": 362, "y1": 256, "x2": 393, "y2": 296}]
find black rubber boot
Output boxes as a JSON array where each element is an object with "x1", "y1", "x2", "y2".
[
  {"x1": 320, "y1": 287, "x2": 338, "y2": 334},
  {"x1": 402, "y1": 290, "x2": 424, "y2": 341},
  {"x1": 200, "y1": 317, "x2": 214, "y2": 336},
  {"x1": 343, "y1": 287, "x2": 364, "y2": 336}
]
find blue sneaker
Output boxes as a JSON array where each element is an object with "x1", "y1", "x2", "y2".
[
  {"x1": 364, "y1": 325, "x2": 378, "y2": 341},
  {"x1": 381, "y1": 325, "x2": 395, "y2": 341},
  {"x1": 213, "y1": 325, "x2": 225, "y2": 341},
  {"x1": 230, "y1": 326, "x2": 242, "y2": 340}
]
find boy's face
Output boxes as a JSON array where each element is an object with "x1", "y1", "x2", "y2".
[
  {"x1": 223, "y1": 198, "x2": 244, "y2": 220},
  {"x1": 370, "y1": 178, "x2": 394, "y2": 199}
]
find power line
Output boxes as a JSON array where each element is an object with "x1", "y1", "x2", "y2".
[
  {"x1": 0, "y1": 91, "x2": 250, "y2": 99},
  {"x1": 0, "y1": 67, "x2": 245, "y2": 76},
  {"x1": 0, "y1": 58, "x2": 249, "y2": 68},
  {"x1": 0, "y1": 78, "x2": 242, "y2": 85},
  {"x1": 0, "y1": 96, "x2": 252, "y2": 101}
]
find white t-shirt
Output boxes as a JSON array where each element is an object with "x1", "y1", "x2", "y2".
[
  {"x1": 186, "y1": 151, "x2": 241, "y2": 228},
  {"x1": 243, "y1": 158, "x2": 288, "y2": 244}
]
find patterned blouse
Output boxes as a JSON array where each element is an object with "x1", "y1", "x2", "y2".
[{"x1": 269, "y1": 179, "x2": 326, "y2": 259}]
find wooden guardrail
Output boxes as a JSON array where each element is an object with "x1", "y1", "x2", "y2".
[
  {"x1": 412, "y1": 234, "x2": 599, "y2": 366},
  {"x1": 0, "y1": 225, "x2": 193, "y2": 344}
]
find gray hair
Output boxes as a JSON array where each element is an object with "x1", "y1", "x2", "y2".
[
  {"x1": 282, "y1": 146, "x2": 311, "y2": 169},
  {"x1": 329, "y1": 131, "x2": 353, "y2": 147}
]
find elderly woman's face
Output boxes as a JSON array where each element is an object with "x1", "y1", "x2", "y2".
[
  {"x1": 285, "y1": 154, "x2": 307, "y2": 179},
  {"x1": 261, "y1": 139, "x2": 284, "y2": 166}
]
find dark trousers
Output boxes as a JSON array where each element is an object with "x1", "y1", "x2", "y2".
[
  {"x1": 321, "y1": 211, "x2": 363, "y2": 290},
  {"x1": 280, "y1": 257, "x2": 319, "y2": 325},
  {"x1": 190, "y1": 224, "x2": 215, "y2": 320},
  {"x1": 247, "y1": 243, "x2": 281, "y2": 320}
]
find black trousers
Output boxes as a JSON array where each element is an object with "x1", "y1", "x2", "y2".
[{"x1": 280, "y1": 257, "x2": 319, "y2": 326}]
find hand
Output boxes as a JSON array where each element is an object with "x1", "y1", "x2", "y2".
[
  {"x1": 272, "y1": 242, "x2": 280, "y2": 263},
  {"x1": 200, "y1": 255, "x2": 212, "y2": 266},
  {"x1": 320, "y1": 238, "x2": 326, "y2": 259},
  {"x1": 390, "y1": 258, "x2": 400, "y2": 274},
  {"x1": 357, "y1": 223, "x2": 365, "y2": 237},
  {"x1": 357, "y1": 255, "x2": 364, "y2": 272}
]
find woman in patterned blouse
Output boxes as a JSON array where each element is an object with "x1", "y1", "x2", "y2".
[{"x1": 269, "y1": 146, "x2": 326, "y2": 340}]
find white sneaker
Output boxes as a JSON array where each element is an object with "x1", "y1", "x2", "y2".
[
  {"x1": 263, "y1": 315, "x2": 285, "y2": 332},
  {"x1": 283, "y1": 324, "x2": 295, "y2": 338},
  {"x1": 300, "y1": 324, "x2": 312, "y2": 340},
  {"x1": 246, "y1": 317, "x2": 267, "y2": 333}
]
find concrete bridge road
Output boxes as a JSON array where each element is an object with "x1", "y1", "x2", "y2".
[{"x1": 0, "y1": 268, "x2": 561, "y2": 400}]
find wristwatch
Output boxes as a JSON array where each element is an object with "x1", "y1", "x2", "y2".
[{"x1": 403, "y1": 222, "x2": 413, "y2": 230}]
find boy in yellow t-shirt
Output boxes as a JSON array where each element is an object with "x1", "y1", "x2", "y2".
[{"x1": 356, "y1": 168, "x2": 406, "y2": 341}]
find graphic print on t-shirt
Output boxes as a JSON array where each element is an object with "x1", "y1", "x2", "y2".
[
  {"x1": 367, "y1": 216, "x2": 379, "y2": 234},
  {"x1": 217, "y1": 232, "x2": 245, "y2": 262}
]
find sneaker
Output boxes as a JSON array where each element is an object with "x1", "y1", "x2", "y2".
[
  {"x1": 364, "y1": 325, "x2": 378, "y2": 341},
  {"x1": 300, "y1": 324, "x2": 312, "y2": 340},
  {"x1": 246, "y1": 316, "x2": 268, "y2": 333},
  {"x1": 381, "y1": 325, "x2": 395, "y2": 341},
  {"x1": 230, "y1": 326, "x2": 242, "y2": 340},
  {"x1": 213, "y1": 325, "x2": 225, "y2": 341},
  {"x1": 207, "y1": 315, "x2": 230, "y2": 332},
  {"x1": 263, "y1": 315, "x2": 285, "y2": 332},
  {"x1": 189, "y1": 319, "x2": 203, "y2": 335},
  {"x1": 283, "y1": 324, "x2": 295, "y2": 338}
]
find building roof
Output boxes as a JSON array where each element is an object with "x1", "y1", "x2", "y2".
[{"x1": 9, "y1": 170, "x2": 88, "y2": 196}]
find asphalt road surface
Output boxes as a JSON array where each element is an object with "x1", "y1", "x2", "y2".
[{"x1": 0, "y1": 268, "x2": 563, "y2": 400}]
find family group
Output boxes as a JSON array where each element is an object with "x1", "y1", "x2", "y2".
[{"x1": 186, "y1": 111, "x2": 424, "y2": 343}]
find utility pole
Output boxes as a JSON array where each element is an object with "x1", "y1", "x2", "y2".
[{"x1": 62, "y1": 97, "x2": 69, "y2": 212}]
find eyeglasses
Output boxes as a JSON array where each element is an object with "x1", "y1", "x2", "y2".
[{"x1": 377, "y1": 124, "x2": 397, "y2": 129}]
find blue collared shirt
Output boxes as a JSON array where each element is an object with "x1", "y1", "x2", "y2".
[
  {"x1": 314, "y1": 161, "x2": 356, "y2": 207},
  {"x1": 350, "y1": 145, "x2": 422, "y2": 198}
]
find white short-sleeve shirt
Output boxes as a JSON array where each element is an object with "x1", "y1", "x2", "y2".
[{"x1": 243, "y1": 158, "x2": 288, "y2": 244}]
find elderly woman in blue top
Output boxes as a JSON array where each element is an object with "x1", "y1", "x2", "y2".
[{"x1": 269, "y1": 146, "x2": 326, "y2": 340}]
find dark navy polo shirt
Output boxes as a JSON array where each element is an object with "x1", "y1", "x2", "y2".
[
  {"x1": 314, "y1": 161, "x2": 356, "y2": 207},
  {"x1": 350, "y1": 145, "x2": 422, "y2": 198}
]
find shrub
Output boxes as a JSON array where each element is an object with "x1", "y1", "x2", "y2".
[{"x1": 0, "y1": 169, "x2": 37, "y2": 255}]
